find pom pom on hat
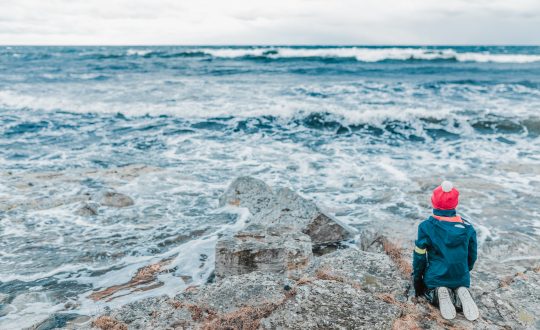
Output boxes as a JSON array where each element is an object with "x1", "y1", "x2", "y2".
[
  {"x1": 441, "y1": 181, "x2": 453, "y2": 192},
  {"x1": 431, "y1": 181, "x2": 459, "y2": 210}
]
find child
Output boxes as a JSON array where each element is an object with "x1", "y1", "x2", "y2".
[{"x1": 412, "y1": 181, "x2": 479, "y2": 321}]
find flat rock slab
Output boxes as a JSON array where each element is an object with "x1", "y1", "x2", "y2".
[
  {"x1": 179, "y1": 272, "x2": 288, "y2": 314},
  {"x1": 477, "y1": 268, "x2": 540, "y2": 329},
  {"x1": 86, "y1": 296, "x2": 191, "y2": 330},
  {"x1": 261, "y1": 279, "x2": 401, "y2": 330},
  {"x1": 315, "y1": 248, "x2": 409, "y2": 296},
  {"x1": 215, "y1": 229, "x2": 313, "y2": 279}
]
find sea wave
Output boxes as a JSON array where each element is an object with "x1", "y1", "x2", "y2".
[
  {"x1": 122, "y1": 47, "x2": 540, "y2": 63},
  {"x1": 2, "y1": 102, "x2": 538, "y2": 142}
]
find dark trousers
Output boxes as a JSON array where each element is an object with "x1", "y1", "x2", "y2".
[{"x1": 424, "y1": 287, "x2": 464, "y2": 310}]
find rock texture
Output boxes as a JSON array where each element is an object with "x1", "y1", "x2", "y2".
[
  {"x1": 250, "y1": 187, "x2": 353, "y2": 245},
  {"x1": 475, "y1": 268, "x2": 540, "y2": 329},
  {"x1": 215, "y1": 229, "x2": 312, "y2": 279},
  {"x1": 261, "y1": 280, "x2": 401, "y2": 329},
  {"x1": 314, "y1": 248, "x2": 409, "y2": 296},
  {"x1": 84, "y1": 250, "x2": 407, "y2": 330},
  {"x1": 218, "y1": 176, "x2": 274, "y2": 214},
  {"x1": 214, "y1": 177, "x2": 355, "y2": 281}
]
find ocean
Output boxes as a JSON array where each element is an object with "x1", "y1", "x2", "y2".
[{"x1": 1, "y1": 46, "x2": 539, "y2": 328}]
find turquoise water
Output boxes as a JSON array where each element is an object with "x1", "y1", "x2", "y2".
[{"x1": 1, "y1": 46, "x2": 540, "y2": 328}]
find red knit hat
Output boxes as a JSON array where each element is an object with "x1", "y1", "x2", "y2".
[{"x1": 431, "y1": 181, "x2": 459, "y2": 210}]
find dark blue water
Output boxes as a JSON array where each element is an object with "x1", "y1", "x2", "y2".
[{"x1": 1, "y1": 46, "x2": 539, "y2": 328}]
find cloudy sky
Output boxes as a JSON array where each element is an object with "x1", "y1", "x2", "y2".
[{"x1": 1, "y1": 0, "x2": 539, "y2": 45}]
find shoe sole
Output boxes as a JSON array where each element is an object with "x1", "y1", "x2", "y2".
[
  {"x1": 437, "y1": 287, "x2": 456, "y2": 320},
  {"x1": 457, "y1": 287, "x2": 479, "y2": 321}
]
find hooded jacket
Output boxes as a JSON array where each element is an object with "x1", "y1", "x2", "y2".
[{"x1": 412, "y1": 209, "x2": 477, "y2": 290}]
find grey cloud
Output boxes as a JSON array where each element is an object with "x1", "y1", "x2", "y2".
[{"x1": 1, "y1": 0, "x2": 539, "y2": 45}]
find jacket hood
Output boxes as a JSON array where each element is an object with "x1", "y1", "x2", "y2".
[{"x1": 429, "y1": 216, "x2": 469, "y2": 247}]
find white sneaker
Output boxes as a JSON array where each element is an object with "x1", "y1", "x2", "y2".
[
  {"x1": 457, "y1": 287, "x2": 479, "y2": 321},
  {"x1": 437, "y1": 287, "x2": 456, "y2": 320}
]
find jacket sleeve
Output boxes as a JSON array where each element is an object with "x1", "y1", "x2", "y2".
[
  {"x1": 412, "y1": 223, "x2": 429, "y2": 295},
  {"x1": 468, "y1": 227, "x2": 478, "y2": 271}
]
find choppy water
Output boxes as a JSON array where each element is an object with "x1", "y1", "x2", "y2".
[{"x1": 1, "y1": 46, "x2": 540, "y2": 328}]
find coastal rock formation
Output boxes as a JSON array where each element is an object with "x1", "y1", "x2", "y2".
[
  {"x1": 214, "y1": 177, "x2": 354, "y2": 281},
  {"x1": 84, "y1": 249, "x2": 407, "y2": 330},
  {"x1": 220, "y1": 177, "x2": 354, "y2": 246},
  {"x1": 215, "y1": 228, "x2": 312, "y2": 279},
  {"x1": 250, "y1": 187, "x2": 354, "y2": 245},
  {"x1": 82, "y1": 177, "x2": 540, "y2": 330}
]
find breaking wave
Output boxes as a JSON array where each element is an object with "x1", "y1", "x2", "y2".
[{"x1": 122, "y1": 47, "x2": 540, "y2": 63}]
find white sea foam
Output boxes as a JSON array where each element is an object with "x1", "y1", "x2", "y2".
[
  {"x1": 126, "y1": 48, "x2": 153, "y2": 57},
  {"x1": 1, "y1": 86, "x2": 538, "y2": 128},
  {"x1": 113, "y1": 46, "x2": 540, "y2": 63},
  {"x1": 198, "y1": 47, "x2": 540, "y2": 63}
]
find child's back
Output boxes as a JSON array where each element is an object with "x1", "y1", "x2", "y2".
[{"x1": 412, "y1": 181, "x2": 479, "y2": 321}]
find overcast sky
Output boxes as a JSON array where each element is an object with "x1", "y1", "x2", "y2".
[{"x1": 1, "y1": 0, "x2": 539, "y2": 45}]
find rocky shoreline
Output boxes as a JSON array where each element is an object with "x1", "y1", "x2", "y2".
[{"x1": 60, "y1": 177, "x2": 539, "y2": 329}]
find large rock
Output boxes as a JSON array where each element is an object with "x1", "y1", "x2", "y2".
[
  {"x1": 260, "y1": 279, "x2": 401, "y2": 329},
  {"x1": 218, "y1": 176, "x2": 274, "y2": 214},
  {"x1": 215, "y1": 228, "x2": 312, "y2": 279},
  {"x1": 252, "y1": 187, "x2": 354, "y2": 245},
  {"x1": 220, "y1": 177, "x2": 354, "y2": 245}
]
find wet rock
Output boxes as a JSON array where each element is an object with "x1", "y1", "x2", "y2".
[
  {"x1": 86, "y1": 273, "x2": 289, "y2": 330},
  {"x1": 33, "y1": 313, "x2": 79, "y2": 330},
  {"x1": 251, "y1": 187, "x2": 354, "y2": 245},
  {"x1": 98, "y1": 191, "x2": 134, "y2": 208},
  {"x1": 218, "y1": 176, "x2": 274, "y2": 214},
  {"x1": 89, "y1": 258, "x2": 172, "y2": 302},
  {"x1": 215, "y1": 228, "x2": 312, "y2": 279},
  {"x1": 63, "y1": 316, "x2": 92, "y2": 329},
  {"x1": 75, "y1": 202, "x2": 99, "y2": 216},
  {"x1": 261, "y1": 279, "x2": 401, "y2": 329}
]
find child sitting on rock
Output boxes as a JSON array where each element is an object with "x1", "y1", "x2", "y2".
[{"x1": 412, "y1": 181, "x2": 479, "y2": 321}]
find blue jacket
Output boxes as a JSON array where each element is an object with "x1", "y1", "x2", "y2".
[{"x1": 412, "y1": 209, "x2": 477, "y2": 290}]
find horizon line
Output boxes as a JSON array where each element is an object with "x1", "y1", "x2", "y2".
[{"x1": 1, "y1": 44, "x2": 540, "y2": 47}]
